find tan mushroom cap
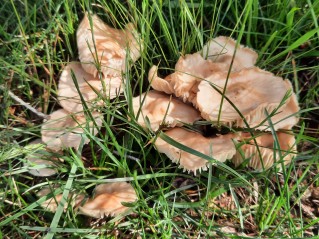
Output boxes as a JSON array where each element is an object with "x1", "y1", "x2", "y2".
[
  {"x1": 77, "y1": 13, "x2": 142, "y2": 77},
  {"x1": 196, "y1": 67, "x2": 294, "y2": 130},
  {"x1": 232, "y1": 131, "x2": 297, "y2": 170},
  {"x1": 148, "y1": 53, "x2": 229, "y2": 104},
  {"x1": 200, "y1": 36, "x2": 258, "y2": 71},
  {"x1": 133, "y1": 91, "x2": 201, "y2": 131},
  {"x1": 41, "y1": 109, "x2": 103, "y2": 150},
  {"x1": 37, "y1": 187, "x2": 85, "y2": 213},
  {"x1": 24, "y1": 139, "x2": 59, "y2": 177},
  {"x1": 58, "y1": 62, "x2": 123, "y2": 113},
  {"x1": 155, "y1": 128, "x2": 237, "y2": 173},
  {"x1": 79, "y1": 182, "x2": 137, "y2": 218}
]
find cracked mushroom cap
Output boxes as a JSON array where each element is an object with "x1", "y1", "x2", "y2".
[
  {"x1": 133, "y1": 90, "x2": 201, "y2": 131},
  {"x1": 79, "y1": 182, "x2": 137, "y2": 218},
  {"x1": 232, "y1": 131, "x2": 297, "y2": 170},
  {"x1": 24, "y1": 139, "x2": 59, "y2": 177},
  {"x1": 155, "y1": 128, "x2": 237, "y2": 173},
  {"x1": 77, "y1": 13, "x2": 142, "y2": 77},
  {"x1": 196, "y1": 67, "x2": 294, "y2": 130},
  {"x1": 58, "y1": 62, "x2": 123, "y2": 113},
  {"x1": 37, "y1": 187, "x2": 85, "y2": 213},
  {"x1": 200, "y1": 36, "x2": 258, "y2": 71},
  {"x1": 41, "y1": 109, "x2": 103, "y2": 151}
]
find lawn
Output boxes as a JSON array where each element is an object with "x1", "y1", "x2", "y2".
[{"x1": 0, "y1": 0, "x2": 319, "y2": 238}]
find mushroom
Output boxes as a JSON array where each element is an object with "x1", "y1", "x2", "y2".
[
  {"x1": 77, "y1": 13, "x2": 143, "y2": 77},
  {"x1": 148, "y1": 53, "x2": 229, "y2": 104},
  {"x1": 79, "y1": 182, "x2": 137, "y2": 218},
  {"x1": 37, "y1": 187, "x2": 85, "y2": 213},
  {"x1": 155, "y1": 128, "x2": 237, "y2": 173},
  {"x1": 232, "y1": 131, "x2": 297, "y2": 170},
  {"x1": 41, "y1": 109, "x2": 103, "y2": 150},
  {"x1": 133, "y1": 90, "x2": 201, "y2": 131},
  {"x1": 24, "y1": 139, "x2": 60, "y2": 177},
  {"x1": 58, "y1": 62, "x2": 123, "y2": 113},
  {"x1": 196, "y1": 67, "x2": 297, "y2": 130},
  {"x1": 200, "y1": 36, "x2": 258, "y2": 71}
]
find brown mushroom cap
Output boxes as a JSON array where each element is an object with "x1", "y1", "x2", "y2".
[
  {"x1": 133, "y1": 90, "x2": 201, "y2": 131},
  {"x1": 24, "y1": 139, "x2": 59, "y2": 177},
  {"x1": 37, "y1": 187, "x2": 85, "y2": 213},
  {"x1": 77, "y1": 13, "x2": 142, "y2": 77},
  {"x1": 41, "y1": 109, "x2": 103, "y2": 150},
  {"x1": 155, "y1": 128, "x2": 237, "y2": 173},
  {"x1": 232, "y1": 131, "x2": 297, "y2": 170},
  {"x1": 196, "y1": 67, "x2": 293, "y2": 130},
  {"x1": 200, "y1": 36, "x2": 258, "y2": 71},
  {"x1": 148, "y1": 65, "x2": 174, "y2": 95},
  {"x1": 58, "y1": 62, "x2": 123, "y2": 113},
  {"x1": 79, "y1": 182, "x2": 137, "y2": 218}
]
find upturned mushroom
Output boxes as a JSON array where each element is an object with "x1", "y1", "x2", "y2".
[
  {"x1": 155, "y1": 128, "x2": 237, "y2": 173},
  {"x1": 41, "y1": 109, "x2": 103, "y2": 151},
  {"x1": 79, "y1": 182, "x2": 137, "y2": 218},
  {"x1": 58, "y1": 62, "x2": 123, "y2": 113},
  {"x1": 133, "y1": 90, "x2": 201, "y2": 131},
  {"x1": 232, "y1": 131, "x2": 297, "y2": 170},
  {"x1": 196, "y1": 67, "x2": 299, "y2": 130},
  {"x1": 77, "y1": 13, "x2": 143, "y2": 77}
]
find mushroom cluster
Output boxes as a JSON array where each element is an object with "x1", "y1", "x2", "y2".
[
  {"x1": 134, "y1": 36, "x2": 299, "y2": 173},
  {"x1": 25, "y1": 13, "x2": 141, "y2": 217}
]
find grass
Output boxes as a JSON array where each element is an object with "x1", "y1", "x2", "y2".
[{"x1": 0, "y1": 0, "x2": 319, "y2": 238}]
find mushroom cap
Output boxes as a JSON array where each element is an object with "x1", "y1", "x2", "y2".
[
  {"x1": 133, "y1": 90, "x2": 201, "y2": 131},
  {"x1": 58, "y1": 62, "x2": 123, "y2": 113},
  {"x1": 232, "y1": 131, "x2": 297, "y2": 170},
  {"x1": 37, "y1": 187, "x2": 85, "y2": 213},
  {"x1": 24, "y1": 139, "x2": 59, "y2": 177},
  {"x1": 200, "y1": 36, "x2": 258, "y2": 71},
  {"x1": 79, "y1": 182, "x2": 137, "y2": 218},
  {"x1": 196, "y1": 67, "x2": 291, "y2": 130},
  {"x1": 148, "y1": 53, "x2": 229, "y2": 104},
  {"x1": 155, "y1": 128, "x2": 237, "y2": 173},
  {"x1": 41, "y1": 109, "x2": 103, "y2": 150},
  {"x1": 148, "y1": 65, "x2": 174, "y2": 95},
  {"x1": 77, "y1": 13, "x2": 142, "y2": 77}
]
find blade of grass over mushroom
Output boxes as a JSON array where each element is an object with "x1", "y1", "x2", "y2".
[{"x1": 158, "y1": 131, "x2": 251, "y2": 187}]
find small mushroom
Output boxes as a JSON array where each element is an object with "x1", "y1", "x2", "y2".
[
  {"x1": 196, "y1": 67, "x2": 296, "y2": 130},
  {"x1": 41, "y1": 109, "x2": 103, "y2": 150},
  {"x1": 133, "y1": 90, "x2": 201, "y2": 131},
  {"x1": 155, "y1": 128, "x2": 237, "y2": 173},
  {"x1": 77, "y1": 13, "x2": 143, "y2": 77},
  {"x1": 58, "y1": 62, "x2": 123, "y2": 113},
  {"x1": 79, "y1": 182, "x2": 137, "y2": 218},
  {"x1": 200, "y1": 36, "x2": 258, "y2": 71},
  {"x1": 232, "y1": 131, "x2": 297, "y2": 170},
  {"x1": 24, "y1": 139, "x2": 60, "y2": 177},
  {"x1": 37, "y1": 187, "x2": 85, "y2": 213}
]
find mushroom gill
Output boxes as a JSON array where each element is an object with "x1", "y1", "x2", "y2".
[
  {"x1": 79, "y1": 182, "x2": 137, "y2": 218},
  {"x1": 155, "y1": 128, "x2": 237, "y2": 173},
  {"x1": 41, "y1": 109, "x2": 103, "y2": 151},
  {"x1": 133, "y1": 90, "x2": 201, "y2": 131},
  {"x1": 58, "y1": 62, "x2": 123, "y2": 113},
  {"x1": 77, "y1": 13, "x2": 143, "y2": 77},
  {"x1": 196, "y1": 67, "x2": 296, "y2": 130},
  {"x1": 232, "y1": 131, "x2": 297, "y2": 170}
]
